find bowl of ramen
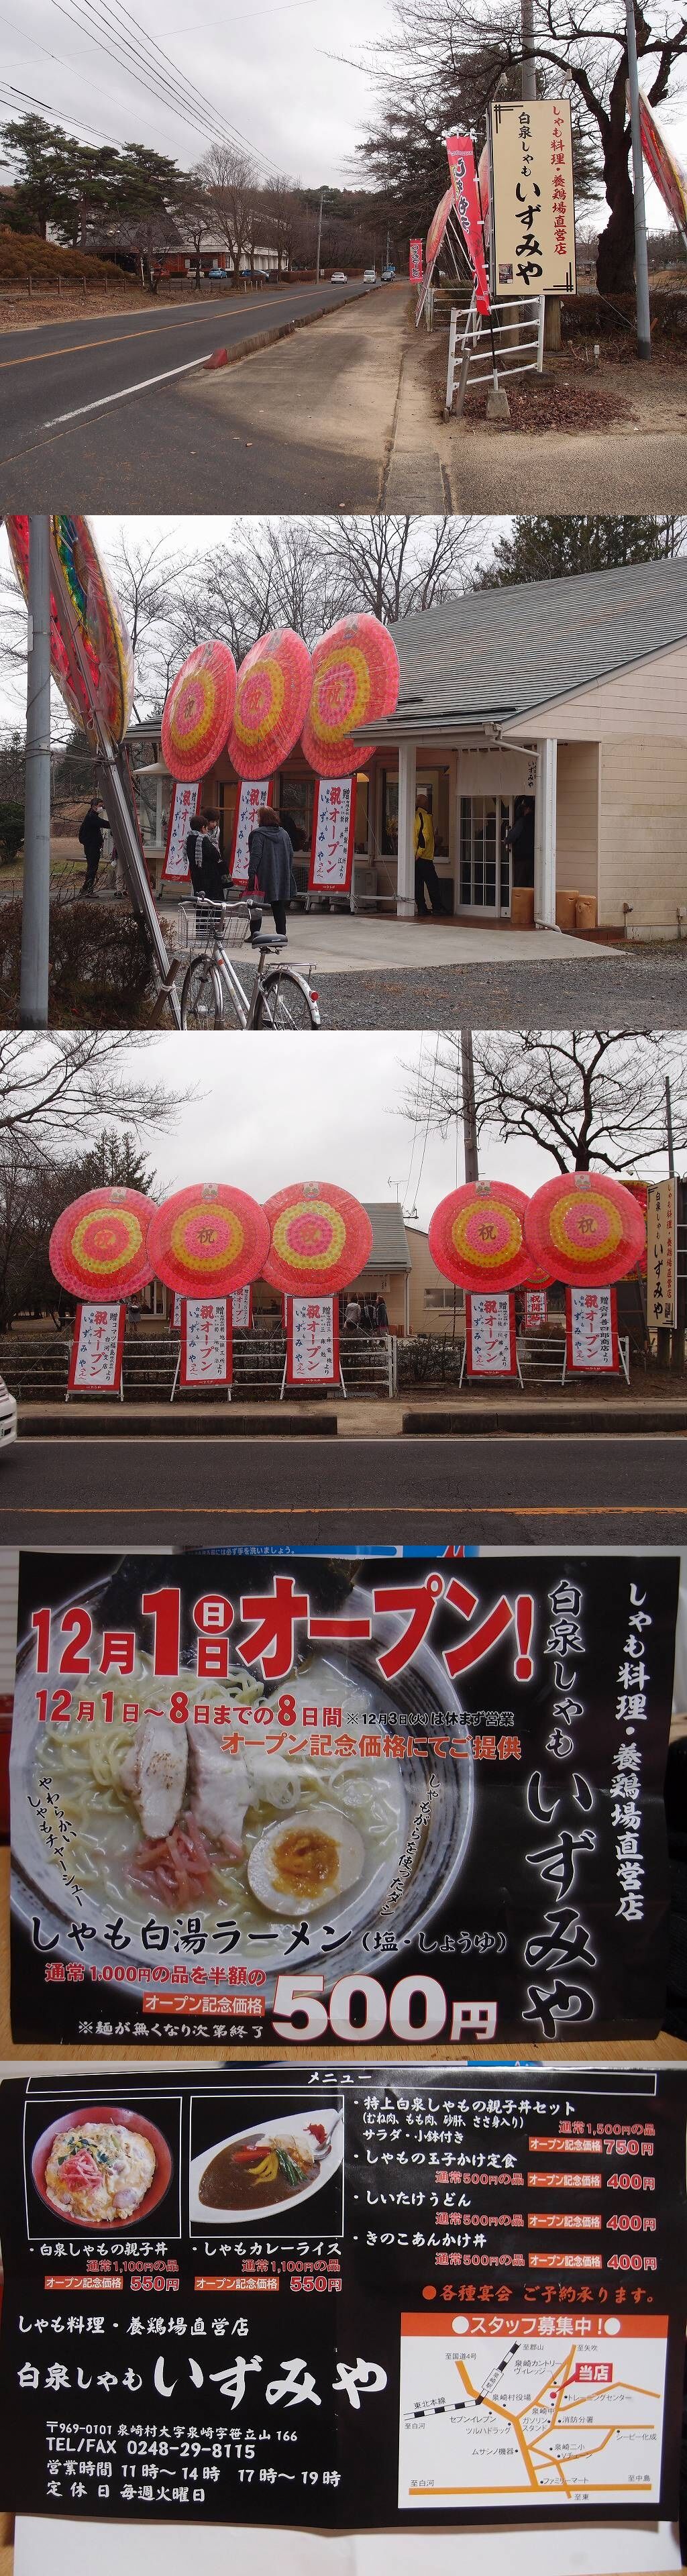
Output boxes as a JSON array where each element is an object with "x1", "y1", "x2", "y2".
[
  {"x1": 11, "y1": 1564, "x2": 474, "y2": 1996},
  {"x1": 190, "y1": 2108, "x2": 344, "y2": 2224},
  {"x1": 32, "y1": 2104, "x2": 172, "y2": 2226}
]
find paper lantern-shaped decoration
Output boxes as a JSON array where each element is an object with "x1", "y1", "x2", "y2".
[
  {"x1": 429, "y1": 1181, "x2": 532, "y2": 1292},
  {"x1": 148, "y1": 1185, "x2": 270, "y2": 1297},
  {"x1": 8, "y1": 517, "x2": 134, "y2": 743},
  {"x1": 227, "y1": 629, "x2": 313, "y2": 780},
  {"x1": 524, "y1": 1172, "x2": 647, "y2": 1287},
  {"x1": 262, "y1": 1182, "x2": 374, "y2": 1296},
  {"x1": 301, "y1": 614, "x2": 400, "y2": 778},
  {"x1": 161, "y1": 641, "x2": 237, "y2": 783},
  {"x1": 51, "y1": 516, "x2": 134, "y2": 743},
  {"x1": 621, "y1": 1179, "x2": 648, "y2": 1280},
  {"x1": 50, "y1": 1188, "x2": 156, "y2": 1300}
]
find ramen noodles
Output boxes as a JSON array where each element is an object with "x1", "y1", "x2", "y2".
[
  {"x1": 43, "y1": 2119, "x2": 156, "y2": 2223},
  {"x1": 34, "y1": 1664, "x2": 403, "y2": 1943}
]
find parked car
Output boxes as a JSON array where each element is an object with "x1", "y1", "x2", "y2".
[
  {"x1": 207, "y1": 266, "x2": 229, "y2": 282},
  {"x1": 331, "y1": 270, "x2": 348, "y2": 282},
  {"x1": 0, "y1": 1375, "x2": 17, "y2": 1452},
  {"x1": 363, "y1": 268, "x2": 377, "y2": 283}
]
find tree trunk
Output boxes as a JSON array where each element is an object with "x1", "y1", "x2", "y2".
[
  {"x1": 596, "y1": 103, "x2": 635, "y2": 291},
  {"x1": 195, "y1": 244, "x2": 201, "y2": 289}
]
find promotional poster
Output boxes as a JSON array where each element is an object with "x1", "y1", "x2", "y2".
[
  {"x1": 9, "y1": 1552, "x2": 678, "y2": 2048},
  {"x1": 0, "y1": 2063, "x2": 684, "y2": 2532}
]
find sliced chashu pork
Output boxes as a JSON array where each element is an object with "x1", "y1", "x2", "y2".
[
  {"x1": 187, "y1": 1729, "x2": 251, "y2": 1859},
  {"x1": 121, "y1": 1709, "x2": 188, "y2": 1841}
]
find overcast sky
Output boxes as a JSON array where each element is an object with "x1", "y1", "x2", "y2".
[
  {"x1": 1, "y1": 0, "x2": 684, "y2": 222},
  {"x1": 0, "y1": 0, "x2": 392, "y2": 190},
  {"x1": 111, "y1": 1030, "x2": 671, "y2": 1223},
  {"x1": 0, "y1": 512, "x2": 503, "y2": 735}
]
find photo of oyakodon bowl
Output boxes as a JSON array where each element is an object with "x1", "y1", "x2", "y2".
[
  {"x1": 189, "y1": 2108, "x2": 344, "y2": 2225},
  {"x1": 11, "y1": 1560, "x2": 474, "y2": 1996},
  {"x1": 31, "y1": 2103, "x2": 172, "y2": 2226}
]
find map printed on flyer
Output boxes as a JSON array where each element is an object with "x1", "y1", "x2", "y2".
[
  {"x1": 0, "y1": 2064, "x2": 685, "y2": 2530},
  {"x1": 9, "y1": 1552, "x2": 678, "y2": 2048}
]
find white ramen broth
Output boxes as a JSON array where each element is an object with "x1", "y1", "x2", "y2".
[{"x1": 35, "y1": 1661, "x2": 405, "y2": 1940}]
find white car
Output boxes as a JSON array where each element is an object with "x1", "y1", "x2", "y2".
[
  {"x1": 331, "y1": 270, "x2": 348, "y2": 282},
  {"x1": 363, "y1": 268, "x2": 376, "y2": 283},
  {"x1": 0, "y1": 1375, "x2": 17, "y2": 1450}
]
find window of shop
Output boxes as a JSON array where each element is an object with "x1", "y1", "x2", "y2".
[
  {"x1": 277, "y1": 777, "x2": 315, "y2": 854},
  {"x1": 424, "y1": 1287, "x2": 465, "y2": 1311},
  {"x1": 459, "y1": 796, "x2": 513, "y2": 914}
]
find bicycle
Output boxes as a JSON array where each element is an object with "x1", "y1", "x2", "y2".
[{"x1": 178, "y1": 898, "x2": 321, "y2": 1031}]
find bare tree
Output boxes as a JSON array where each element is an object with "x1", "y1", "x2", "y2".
[
  {"x1": 361, "y1": 0, "x2": 687, "y2": 291},
  {"x1": 168, "y1": 513, "x2": 476, "y2": 673},
  {"x1": 403, "y1": 1030, "x2": 687, "y2": 1171},
  {"x1": 109, "y1": 527, "x2": 194, "y2": 710},
  {"x1": 206, "y1": 143, "x2": 257, "y2": 278},
  {"x1": 0, "y1": 1031, "x2": 195, "y2": 1157},
  {"x1": 261, "y1": 172, "x2": 301, "y2": 276},
  {"x1": 176, "y1": 163, "x2": 214, "y2": 288}
]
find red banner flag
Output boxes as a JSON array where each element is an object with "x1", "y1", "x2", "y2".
[{"x1": 446, "y1": 130, "x2": 490, "y2": 313}]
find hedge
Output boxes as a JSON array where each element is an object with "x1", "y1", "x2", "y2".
[
  {"x1": 0, "y1": 895, "x2": 156, "y2": 1025},
  {"x1": 562, "y1": 288, "x2": 687, "y2": 343}
]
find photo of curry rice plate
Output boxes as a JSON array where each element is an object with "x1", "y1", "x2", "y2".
[{"x1": 190, "y1": 2110, "x2": 344, "y2": 2224}]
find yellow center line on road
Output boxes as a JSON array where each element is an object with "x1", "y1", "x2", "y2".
[
  {"x1": 0, "y1": 290, "x2": 317, "y2": 372},
  {"x1": 3, "y1": 1504, "x2": 684, "y2": 1518}
]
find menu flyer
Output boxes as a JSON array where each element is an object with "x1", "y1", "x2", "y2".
[
  {"x1": 9, "y1": 1550, "x2": 679, "y2": 2048},
  {"x1": 0, "y1": 2065, "x2": 685, "y2": 2532}
]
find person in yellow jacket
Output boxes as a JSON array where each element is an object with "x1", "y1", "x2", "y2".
[{"x1": 413, "y1": 794, "x2": 443, "y2": 916}]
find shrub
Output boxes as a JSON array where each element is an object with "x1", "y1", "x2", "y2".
[
  {"x1": 0, "y1": 238, "x2": 133, "y2": 286},
  {"x1": 0, "y1": 804, "x2": 23, "y2": 866},
  {"x1": 562, "y1": 288, "x2": 687, "y2": 345},
  {"x1": 0, "y1": 894, "x2": 156, "y2": 1025}
]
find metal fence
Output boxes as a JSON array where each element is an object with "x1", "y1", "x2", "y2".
[{"x1": 447, "y1": 293, "x2": 545, "y2": 414}]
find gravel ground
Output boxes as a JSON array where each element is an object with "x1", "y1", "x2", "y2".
[{"x1": 293, "y1": 955, "x2": 687, "y2": 1031}]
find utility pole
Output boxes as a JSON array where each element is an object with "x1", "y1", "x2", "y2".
[
  {"x1": 625, "y1": 0, "x2": 652, "y2": 359},
  {"x1": 461, "y1": 1030, "x2": 479, "y2": 1183},
  {"x1": 19, "y1": 515, "x2": 51, "y2": 1028},
  {"x1": 315, "y1": 187, "x2": 323, "y2": 285}
]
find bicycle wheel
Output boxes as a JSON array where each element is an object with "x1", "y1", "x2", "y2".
[
  {"x1": 254, "y1": 968, "x2": 321, "y2": 1030},
  {"x1": 180, "y1": 955, "x2": 224, "y2": 1030}
]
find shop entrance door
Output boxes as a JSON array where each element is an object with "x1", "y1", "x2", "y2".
[{"x1": 459, "y1": 795, "x2": 513, "y2": 916}]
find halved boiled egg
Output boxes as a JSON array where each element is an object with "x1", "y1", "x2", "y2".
[{"x1": 247, "y1": 1802, "x2": 365, "y2": 1916}]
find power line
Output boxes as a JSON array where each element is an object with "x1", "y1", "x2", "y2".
[
  {"x1": 47, "y1": 0, "x2": 297, "y2": 175},
  {"x1": 0, "y1": 12, "x2": 184, "y2": 158}
]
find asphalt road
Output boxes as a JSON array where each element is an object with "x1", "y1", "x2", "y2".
[
  {"x1": 0, "y1": 1434, "x2": 685, "y2": 1546},
  {"x1": 0, "y1": 278, "x2": 372, "y2": 509}
]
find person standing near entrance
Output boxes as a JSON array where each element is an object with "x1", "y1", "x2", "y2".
[
  {"x1": 413, "y1": 792, "x2": 443, "y2": 917},
  {"x1": 247, "y1": 804, "x2": 294, "y2": 938},
  {"x1": 77, "y1": 797, "x2": 106, "y2": 897}
]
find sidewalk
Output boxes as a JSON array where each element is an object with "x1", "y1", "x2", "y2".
[{"x1": 179, "y1": 280, "x2": 687, "y2": 511}]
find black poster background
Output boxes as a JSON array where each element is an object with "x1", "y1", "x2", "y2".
[
  {"x1": 9, "y1": 1550, "x2": 680, "y2": 2047},
  {"x1": 0, "y1": 2065, "x2": 685, "y2": 2532}
]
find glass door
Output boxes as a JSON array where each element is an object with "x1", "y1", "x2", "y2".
[{"x1": 460, "y1": 796, "x2": 513, "y2": 915}]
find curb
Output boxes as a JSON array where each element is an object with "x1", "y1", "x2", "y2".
[
  {"x1": 201, "y1": 289, "x2": 369, "y2": 376},
  {"x1": 20, "y1": 1409, "x2": 339, "y2": 1439},
  {"x1": 402, "y1": 1405, "x2": 687, "y2": 1436}
]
